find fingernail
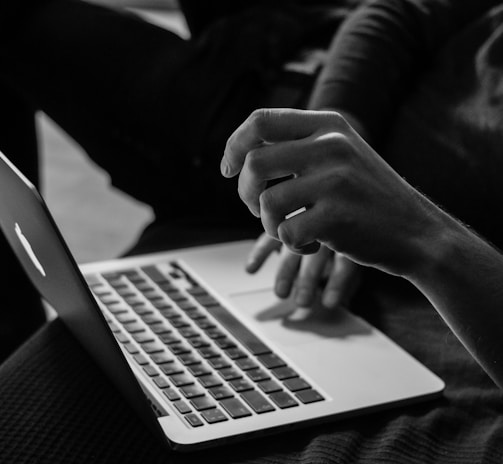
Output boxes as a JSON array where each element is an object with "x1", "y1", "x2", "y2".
[
  {"x1": 275, "y1": 280, "x2": 290, "y2": 298},
  {"x1": 323, "y1": 290, "x2": 339, "y2": 308},
  {"x1": 296, "y1": 289, "x2": 312, "y2": 307}
]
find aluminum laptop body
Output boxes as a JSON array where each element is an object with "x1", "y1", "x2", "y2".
[{"x1": 0, "y1": 151, "x2": 444, "y2": 451}]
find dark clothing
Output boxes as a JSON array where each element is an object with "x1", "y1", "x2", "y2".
[{"x1": 1, "y1": 0, "x2": 503, "y2": 358}]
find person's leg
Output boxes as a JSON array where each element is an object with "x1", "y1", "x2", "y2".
[{"x1": 0, "y1": 79, "x2": 46, "y2": 361}]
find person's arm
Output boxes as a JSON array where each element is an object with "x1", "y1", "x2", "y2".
[
  {"x1": 221, "y1": 108, "x2": 503, "y2": 389},
  {"x1": 309, "y1": 0, "x2": 500, "y2": 145}
]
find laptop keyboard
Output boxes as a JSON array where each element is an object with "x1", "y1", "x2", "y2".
[{"x1": 86, "y1": 262, "x2": 324, "y2": 428}]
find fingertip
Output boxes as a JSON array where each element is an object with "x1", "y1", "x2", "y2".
[
  {"x1": 322, "y1": 290, "x2": 340, "y2": 309},
  {"x1": 275, "y1": 279, "x2": 291, "y2": 299},
  {"x1": 295, "y1": 288, "x2": 314, "y2": 308}
]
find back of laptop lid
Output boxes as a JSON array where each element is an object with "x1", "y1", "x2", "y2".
[{"x1": 0, "y1": 151, "x2": 164, "y2": 440}]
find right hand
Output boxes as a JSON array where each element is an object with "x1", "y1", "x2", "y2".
[{"x1": 246, "y1": 233, "x2": 361, "y2": 309}]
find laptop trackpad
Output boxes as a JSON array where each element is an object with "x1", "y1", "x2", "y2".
[{"x1": 229, "y1": 290, "x2": 372, "y2": 348}]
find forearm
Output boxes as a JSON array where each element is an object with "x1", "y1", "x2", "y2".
[
  {"x1": 309, "y1": 0, "x2": 499, "y2": 145},
  {"x1": 405, "y1": 206, "x2": 503, "y2": 389}
]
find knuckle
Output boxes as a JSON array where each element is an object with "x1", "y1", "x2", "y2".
[
  {"x1": 250, "y1": 108, "x2": 273, "y2": 134},
  {"x1": 244, "y1": 148, "x2": 264, "y2": 176},
  {"x1": 278, "y1": 223, "x2": 301, "y2": 251},
  {"x1": 259, "y1": 188, "x2": 276, "y2": 214}
]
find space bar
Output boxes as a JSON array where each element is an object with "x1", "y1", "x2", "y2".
[{"x1": 205, "y1": 305, "x2": 271, "y2": 356}]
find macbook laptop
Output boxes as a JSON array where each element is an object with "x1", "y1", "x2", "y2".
[{"x1": 0, "y1": 151, "x2": 444, "y2": 451}]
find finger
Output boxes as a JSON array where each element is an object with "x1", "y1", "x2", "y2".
[
  {"x1": 274, "y1": 246, "x2": 301, "y2": 299},
  {"x1": 294, "y1": 246, "x2": 333, "y2": 308},
  {"x1": 259, "y1": 176, "x2": 314, "y2": 240},
  {"x1": 322, "y1": 255, "x2": 361, "y2": 309},
  {"x1": 221, "y1": 109, "x2": 345, "y2": 178},
  {"x1": 277, "y1": 203, "x2": 321, "y2": 255},
  {"x1": 237, "y1": 138, "x2": 313, "y2": 217},
  {"x1": 246, "y1": 233, "x2": 282, "y2": 274}
]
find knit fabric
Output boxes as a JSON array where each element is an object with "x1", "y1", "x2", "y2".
[{"x1": 0, "y1": 276, "x2": 501, "y2": 464}]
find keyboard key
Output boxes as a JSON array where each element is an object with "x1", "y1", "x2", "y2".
[
  {"x1": 163, "y1": 388, "x2": 180, "y2": 401},
  {"x1": 205, "y1": 305, "x2": 271, "y2": 355},
  {"x1": 177, "y1": 301, "x2": 198, "y2": 311},
  {"x1": 159, "y1": 362, "x2": 184, "y2": 376},
  {"x1": 220, "y1": 398, "x2": 252, "y2": 419},
  {"x1": 215, "y1": 338, "x2": 236, "y2": 350},
  {"x1": 151, "y1": 323, "x2": 172, "y2": 335},
  {"x1": 107, "y1": 304, "x2": 129, "y2": 315},
  {"x1": 208, "y1": 386, "x2": 234, "y2": 401},
  {"x1": 188, "y1": 337, "x2": 210, "y2": 349},
  {"x1": 283, "y1": 378, "x2": 311, "y2": 392},
  {"x1": 169, "y1": 373, "x2": 194, "y2": 387},
  {"x1": 186, "y1": 286, "x2": 207, "y2": 296},
  {"x1": 178, "y1": 353, "x2": 201, "y2": 366},
  {"x1": 142, "y1": 365, "x2": 159, "y2": 377},
  {"x1": 166, "y1": 291, "x2": 186, "y2": 302},
  {"x1": 187, "y1": 364, "x2": 212, "y2": 377},
  {"x1": 124, "y1": 343, "x2": 139, "y2": 354},
  {"x1": 178, "y1": 327, "x2": 200, "y2": 338},
  {"x1": 123, "y1": 321, "x2": 145, "y2": 334},
  {"x1": 225, "y1": 348, "x2": 247, "y2": 360},
  {"x1": 257, "y1": 353, "x2": 287, "y2": 369},
  {"x1": 115, "y1": 313, "x2": 137, "y2": 324},
  {"x1": 190, "y1": 396, "x2": 216, "y2": 411},
  {"x1": 170, "y1": 318, "x2": 190, "y2": 329},
  {"x1": 179, "y1": 385, "x2": 206, "y2": 399},
  {"x1": 194, "y1": 318, "x2": 216, "y2": 330},
  {"x1": 108, "y1": 322, "x2": 121, "y2": 333},
  {"x1": 198, "y1": 374, "x2": 222, "y2": 389},
  {"x1": 185, "y1": 413, "x2": 204, "y2": 428},
  {"x1": 198, "y1": 347, "x2": 220, "y2": 359},
  {"x1": 159, "y1": 333, "x2": 181, "y2": 345},
  {"x1": 150, "y1": 352, "x2": 174, "y2": 365},
  {"x1": 235, "y1": 358, "x2": 259, "y2": 371},
  {"x1": 173, "y1": 400, "x2": 192, "y2": 414},
  {"x1": 142, "y1": 341, "x2": 165, "y2": 354},
  {"x1": 271, "y1": 366, "x2": 298, "y2": 380},
  {"x1": 257, "y1": 380, "x2": 282, "y2": 394},
  {"x1": 241, "y1": 391, "x2": 275, "y2": 414},
  {"x1": 133, "y1": 354, "x2": 149, "y2": 365},
  {"x1": 114, "y1": 333, "x2": 129, "y2": 344},
  {"x1": 158, "y1": 305, "x2": 178, "y2": 316},
  {"x1": 218, "y1": 368, "x2": 242, "y2": 381},
  {"x1": 246, "y1": 369, "x2": 270, "y2": 383},
  {"x1": 228, "y1": 379, "x2": 254, "y2": 393},
  {"x1": 131, "y1": 305, "x2": 152, "y2": 316},
  {"x1": 270, "y1": 391, "x2": 298, "y2": 409},
  {"x1": 142, "y1": 314, "x2": 164, "y2": 325},
  {"x1": 185, "y1": 308, "x2": 206, "y2": 320},
  {"x1": 153, "y1": 376, "x2": 170, "y2": 389},
  {"x1": 205, "y1": 328, "x2": 226, "y2": 339},
  {"x1": 168, "y1": 343, "x2": 191, "y2": 356},
  {"x1": 132, "y1": 332, "x2": 155, "y2": 344},
  {"x1": 207, "y1": 356, "x2": 231, "y2": 370},
  {"x1": 295, "y1": 389, "x2": 324, "y2": 404},
  {"x1": 201, "y1": 408, "x2": 228, "y2": 424},
  {"x1": 192, "y1": 294, "x2": 219, "y2": 307}
]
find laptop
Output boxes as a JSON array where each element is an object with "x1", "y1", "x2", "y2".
[{"x1": 0, "y1": 151, "x2": 444, "y2": 451}]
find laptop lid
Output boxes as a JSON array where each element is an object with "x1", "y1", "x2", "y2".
[{"x1": 0, "y1": 151, "x2": 166, "y2": 443}]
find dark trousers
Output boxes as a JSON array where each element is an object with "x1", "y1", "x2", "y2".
[{"x1": 0, "y1": 1, "x2": 316, "y2": 359}]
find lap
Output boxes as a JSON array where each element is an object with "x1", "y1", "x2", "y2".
[{"x1": 1, "y1": 276, "x2": 501, "y2": 463}]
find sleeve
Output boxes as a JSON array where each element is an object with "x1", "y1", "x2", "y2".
[{"x1": 308, "y1": 0, "x2": 501, "y2": 145}]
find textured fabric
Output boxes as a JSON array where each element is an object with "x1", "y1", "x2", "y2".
[{"x1": 0, "y1": 277, "x2": 502, "y2": 463}]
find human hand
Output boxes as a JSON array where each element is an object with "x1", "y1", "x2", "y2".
[
  {"x1": 221, "y1": 108, "x2": 441, "y2": 277},
  {"x1": 247, "y1": 232, "x2": 361, "y2": 309}
]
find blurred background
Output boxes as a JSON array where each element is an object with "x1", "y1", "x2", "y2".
[{"x1": 40, "y1": 0, "x2": 187, "y2": 264}]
